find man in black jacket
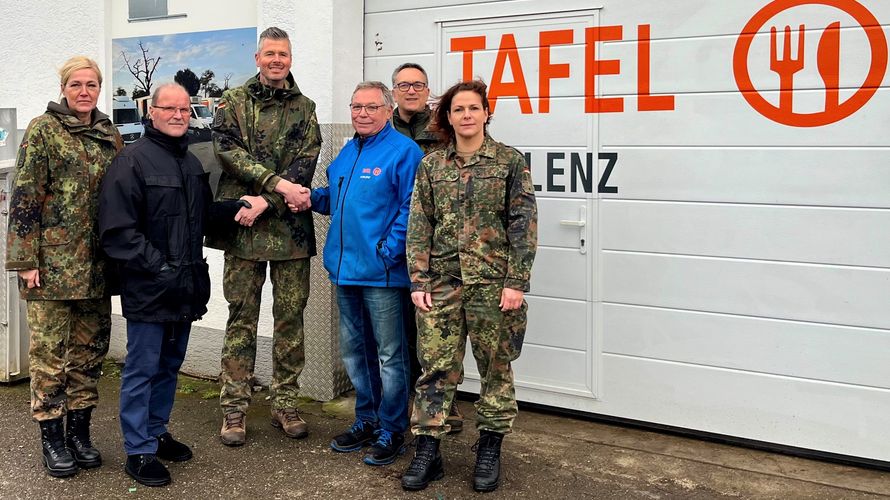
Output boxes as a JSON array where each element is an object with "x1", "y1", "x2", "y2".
[{"x1": 99, "y1": 83, "x2": 212, "y2": 487}]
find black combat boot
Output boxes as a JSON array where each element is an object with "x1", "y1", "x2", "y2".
[
  {"x1": 39, "y1": 418, "x2": 79, "y2": 477},
  {"x1": 401, "y1": 435, "x2": 444, "y2": 491},
  {"x1": 66, "y1": 407, "x2": 102, "y2": 468},
  {"x1": 472, "y1": 430, "x2": 504, "y2": 492}
]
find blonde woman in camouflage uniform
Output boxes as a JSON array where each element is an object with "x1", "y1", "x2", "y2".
[
  {"x1": 402, "y1": 80, "x2": 537, "y2": 493},
  {"x1": 5, "y1": 56, "x2": 122, "y2": 478}
]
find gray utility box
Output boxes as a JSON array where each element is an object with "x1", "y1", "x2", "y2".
[{"x1": 0, "y1": 161, "x2": 29, "y2": 383}]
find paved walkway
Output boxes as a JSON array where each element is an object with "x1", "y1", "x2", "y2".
[{"x1": 1, "y1": 367, "x2": 888, "y2": 499}]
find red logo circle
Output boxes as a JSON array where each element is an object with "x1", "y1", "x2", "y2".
[
  {"x1": 733, "y1": 0, "x2": 887, "y2": 127},
  {"x1": 373, "y1": 167, "x2": 382, "y2": 176}
]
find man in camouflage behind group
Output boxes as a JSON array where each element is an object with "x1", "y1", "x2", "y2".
[
  {"x1": 207, "y1": 26, "x2": 321, "y2": 446},
  {"x1": 391, "y1": 63, "x2": 439, "y2": 154},
  {"x1": 390, "y1": 62, "x2": 464, "y2": 434}
]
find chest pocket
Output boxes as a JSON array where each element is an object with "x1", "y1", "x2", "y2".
[
  {"x1": 469, "y1": 165, "x2": 509, "y2": 213},
  {"x1": 40, "y1": 148, "x2": 88, "y2": 229},
  {"x1": 144, "y1": 175, "x2": 183, "y2": 218},
  {"x1": 429, "y1": 168, "x2": 459, "y2": 217},
  {"x1": 54, "y1": 147, "x2": 88, "y2": 197}
]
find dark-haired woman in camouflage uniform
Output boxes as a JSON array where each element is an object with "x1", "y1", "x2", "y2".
[
  {"x1": 5, "y1": 56, "x2": 122, "y2": 478},
  {"x1": 402, "y1": 80, "x2": 537, "y2": 493}
]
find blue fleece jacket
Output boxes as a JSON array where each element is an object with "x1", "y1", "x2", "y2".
[{"x1": 311, "y1": 122, "x2": 423, "y2": 287}]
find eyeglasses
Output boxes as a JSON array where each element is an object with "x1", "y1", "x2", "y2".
[
  {"x1": 394, "y1": 81, "x2": 428, "y2": 92},
  {"x1": 152, "y1": 106, "x2": 191, "y2": 116},
  {"x1": 349, "y1": 103, "x2": 388, "y2": 115}
]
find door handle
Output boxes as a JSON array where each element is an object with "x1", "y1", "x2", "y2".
[
  {"x1": 559, "y1": 219, "x2": 585, "y2": 227},
  {"x1": 559, "y1": 206, "x2": 587, "y2": 254}
]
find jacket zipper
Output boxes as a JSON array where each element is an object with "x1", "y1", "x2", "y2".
[
  {"x1": 333, "y1": 176, "x2": 344, "y2": 209},
  {"x1": 176, "y1": 156, "x2": 196, "y2": 320},
  {"x1": 334, "y1": 139, "x2": 364, "y2": 285}
]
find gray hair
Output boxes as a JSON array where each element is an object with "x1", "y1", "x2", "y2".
[
  {"x1": 353, "y1": 81, "x2": 394, "y2": 109},
  {"x1": 151, "y1": 83, "x2": 189, "y2": 105},
  {"x1": 257, "y1": 26, "x2": 291, "y2": 53},
  {"x1": 391, "y1": 62, "x2": 428, "y2": 86}
]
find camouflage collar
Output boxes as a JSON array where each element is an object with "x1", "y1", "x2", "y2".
[
  {"x1": 46, "y1": 99, "x2": 118, "y2": 141},
  {"x1": 445, "y1": 134, "x2": 497, "y2": 160},
  {"x1": 393, "y1": 106, "x2": 430, "y2": 129},
  {"x1": 245, "y1": 73, "x2": 302, "y2": 102},
  {"x1": 392, "y1": 106, "x2": 438, "y2": 144}
]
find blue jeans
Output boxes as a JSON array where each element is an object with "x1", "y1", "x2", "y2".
[
  {"x1": 120, "y1": 321, "x2": 191, "y2": 455},
  {"x1": 336, "y1": 286, "x2": 410, "y2": 433}
]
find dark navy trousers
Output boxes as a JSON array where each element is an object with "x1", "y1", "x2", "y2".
[{"x1": 120, "y1": 321, "x2": 191, "y2": 455}]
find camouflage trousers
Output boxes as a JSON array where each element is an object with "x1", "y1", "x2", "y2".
[
  {"x1": 411, "y1": 280, "x2": 527, "y2": 438},
  {"x1": 219, "y1": 254, "x2": 310, "y2": 414},
  {"x1": 26, "y1": 298, "x2": 111, "y2": 422}
]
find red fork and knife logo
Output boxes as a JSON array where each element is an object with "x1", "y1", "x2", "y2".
[
  {"x1": 734, "y1": 0, "x2": 887, "y2": 127},
  {"x1": 769, "y1": 22, "x2": 841, "y2": 112}
]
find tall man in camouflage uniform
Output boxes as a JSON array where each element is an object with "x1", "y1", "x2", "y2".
[
  {"x1": 208, "y1": 27, "x2": 321, "y2": 446},
  {"x1": 390, "y1": 62, "x2": 464, "y2": 434}
]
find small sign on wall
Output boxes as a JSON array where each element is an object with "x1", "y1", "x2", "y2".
[{"x1": 0, "y1": 108, "x2": 17, "y2": 163}]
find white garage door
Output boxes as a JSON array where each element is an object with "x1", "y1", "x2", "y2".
[{"x1": 364, "y1": 0, "x2": 890, "y2": 465}]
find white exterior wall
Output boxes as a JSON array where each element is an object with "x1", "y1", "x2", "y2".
[
  {"x1": 258, "y1": 0, "x2": 362, "y2": 125},
  {"x1": 364, "y1": 0, "x2": 890, "y2": 463},
  {"x1": 0, "y1": 0, "x2": 110, "y2": 130}
]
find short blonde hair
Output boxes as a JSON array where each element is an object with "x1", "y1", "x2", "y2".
[{"x1": 59, "y1": 56, "x2": 103, "y2": 87}]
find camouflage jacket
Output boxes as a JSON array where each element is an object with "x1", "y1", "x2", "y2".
[
  {"x1": 5, "y1": 100, "x2": 123, "y2": 300},
  {"x1": 206, "y1": 73, "x2": 322, "y2": 261},
  {"x1": 406, "y1": 135, "x2": 537, "y2": 292},
  {"x1": 392, "y1": 107, "x2": 440, "y2": 154}
]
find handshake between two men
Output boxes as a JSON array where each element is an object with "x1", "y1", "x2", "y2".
[{"x1": 234, "y1": 178, "x2": 312, "y2": 228}]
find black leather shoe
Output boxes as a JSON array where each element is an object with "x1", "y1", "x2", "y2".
[
  {"x1": 66, "y1": 407, "x2": 101, "y2": 468},
  {"x1": 125, "y1": 454, "x2": 171, "y2": 487},
  {"x1": 39, "y1": 418, "x2": 78, "y2": 478},
  {"x1": 401, "y1": 435, "x2": 444, "y2": 491},
  {"x1": 472, "y1": 430, "x2": 504, "y2": 492},
  {"x1": 156, "y1": 432, "x2": 193, "y2": 462}
]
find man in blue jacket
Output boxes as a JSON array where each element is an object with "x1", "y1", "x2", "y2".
[{"x1": 310, "y1": 81, "x2": 422, "y2": 466}]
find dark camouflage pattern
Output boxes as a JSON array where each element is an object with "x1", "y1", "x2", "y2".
[
  {"x1": 206, "y1": 73, "x2": 322, "y2": 261},
  {"x1": 410, "y1": 281, "x2": 525, "y2": 437},
  {"x1": 27, "y1": 298, "x2": 111, "y2": 421},
  {"x1": 407, "y1": 135, "x2": 537, "y2": 438},
  {"x1": 6, "y1": 101, "x2": 123, "y2": 300},
  {"x1": 219, "y1": 254, "x2": 310, "y2": 413},
  {"x1": 392, "y1": 107, "x2": 440, "y2": 154},
  {"x1": 407, "y1": 134, "x2": 538, "y2": 293}
]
